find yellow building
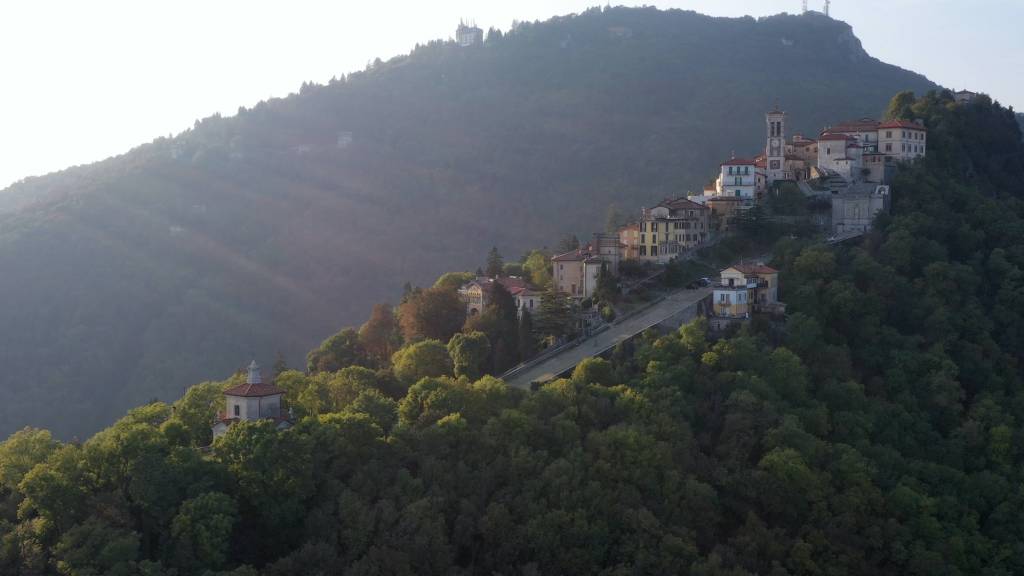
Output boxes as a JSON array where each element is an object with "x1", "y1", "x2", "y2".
[
  {"x1": 712, "y1": 264, "x2": 781, "y2": 324},
  {"x1": 637, "y1": 197, "x2": 710, "y2": 263}
]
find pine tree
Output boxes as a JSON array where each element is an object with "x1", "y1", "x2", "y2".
[
  {"x1": 272, "y1": 352, "x2": 288, "y2": 379},
  {"x1": 518, "y1": 308, "x2": 537, "y2": 359},
  {"x1": 485, "y1": 247, "x2": 504, "y2": 277},
  {"x1": 557, "y1": 234, "x2": 580, "y2": 253},
  {"x1": 534, "y1": 287, "x2": 574, "y2": 340}
]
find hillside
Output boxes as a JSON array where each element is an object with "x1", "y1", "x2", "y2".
[
  {"x1": 0, "y1": 6, "x2": 937, "y2": 438},
  {"x1": 3, "y1": 91, "x2": 1024, "y2": 576}
]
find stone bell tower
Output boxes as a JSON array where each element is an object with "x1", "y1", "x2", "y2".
[{"x1": 766, "y1": 105, "x2": 787, "y2": 186}]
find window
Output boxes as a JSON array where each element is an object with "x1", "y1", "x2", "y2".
[
  {"x1": 745, "y1": 167, "x2": 750, "y2": 175},
  {"x1": 233, "y1": 404, "x2": 240, "y2": 417},
  {"x1": 652, "y1": 223, "x2": 658, "y2": 232},
  {"x1": 826, "y1": 147, "x2": 831, "y2": 155},
  {"x1": 651, "y1": 246, "x2": 658, "y2": 256},
  {"x1": 734, "y1": 177, "x2": 742, "y2": 185},
  {"x1": 688, "y1": 210, "x2": 694, "y2": 218},
  {"x1": 571, "y1": 284, "x2": 576, "y2": 295},
  {"x1": 529, "y1": 299, "x2": 534, "y2": 309},
  {"x1": 559, "y1": 264, "x2": 563, "y2": 271},
  {"x1": 735, "y1": 190, "x2": 741, "y2": 197},
  {"x1": 886, "y1": 131, "x2": 892, "y2": 138},
  {"x1": 639, "y1": 246, "x2": 646, "y2": 256},
  {"x1": 640, "y1": 234, "x2": 645, "y2": 244},
  {"x1": 886, "y1": 143, "x2": 892, "y2": 152}
]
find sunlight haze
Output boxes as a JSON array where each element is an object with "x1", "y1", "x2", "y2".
[{"x1": 1, "y1": 0, "x2": 1020, "y2": 189}]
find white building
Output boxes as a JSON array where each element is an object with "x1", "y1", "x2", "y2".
[
  {"x1": 212, "y1": 361, "x2": 291, "y2": 440},
  {"x1": 817, "y1": 133, "x2": 863, "y2": 181},
  {"x1": 878, "y1": 120, "x2": 927, "y2": 162},
  {"x1": 716, "y1": 158, "x2": 758, "y2": 199}
]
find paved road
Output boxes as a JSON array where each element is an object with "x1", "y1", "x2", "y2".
[{"x1": 504, "y1": 286, "x2": 713, "y2": 389}]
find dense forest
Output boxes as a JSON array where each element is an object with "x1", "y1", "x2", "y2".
[
  {"x1": 0, "y1": 6, "x2": 937, "y2": 438},
  {"x1": 2, "y1": 92, "x2": 1023, "y2": 575}
]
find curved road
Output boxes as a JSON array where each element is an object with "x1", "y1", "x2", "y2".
[{"x1": 504, "y1": 286, "x2": 713, "y2": 389}]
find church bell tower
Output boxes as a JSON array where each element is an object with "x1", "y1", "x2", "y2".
[{"x1": 766, "y1": 106, "x2": 787, "y2": 186}]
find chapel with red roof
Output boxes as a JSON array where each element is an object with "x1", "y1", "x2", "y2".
[{"x1": 212, "y1": 360, "x2": 292, "y2": 439}]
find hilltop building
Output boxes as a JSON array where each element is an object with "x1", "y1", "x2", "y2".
[
  {"x1": 212, "y1": 361, "x2": 291, "y2": 440},
  {"x1": 710, "y1": 264, "x2": 783, "y2": 331},
  {"x1": 717, "y1": 157, "x2": 759, "y2": 200},
  {"x1": 631, "y1": 198, "x2": 710, "y2": 263},
  {"x1": 813, "y1": 117, "x2": 925, "y2": 182},
  {"x1": 458, "y1": 276, "x2": 541, "y2": 317},
  {"x1": 552, "y1": 234, "x2": 622, "y2": 300},
  {"x1": 955, "y1": 90, "x2": 979, "y2": 104},
  {"x1": 456, "y1": 21, "x2": 483, "y2": 46}
]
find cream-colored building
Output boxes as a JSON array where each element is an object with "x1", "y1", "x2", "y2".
[
  {"x1": 712, "y1": 263, "x2": 781, "y2": 323},
  {"x1": 618, "y1": 223, "x2": 640, "y2": 260},
  {"x1": 552, "y1": 249, "x2": 606, "y2": 300},
  {"x1": 458, "y1": 276, "x2": 541, "y2": 317},
  {"x1": 878, "y1": 120, "x2": 927, "y2": 162}
]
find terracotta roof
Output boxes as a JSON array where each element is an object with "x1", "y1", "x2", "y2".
[
  {"x1": 656, "y1": 197, "x2": 709, "y2": 212},
  {"x1": 792, "y1": 139, "x2": 817, "y2": 147},
  {"x1": 829, "y1": 118, "x2": 881, "y2": 132},
  {"x1": 754, "y1": 158, "x2": 767, "y2": 168},
  {"x1": 729, "y1": 263, "x2": 778, "y2": 275},
  {"x1": 721, "y1": 158, "x2": 757, "y2": 166},
  {"x1": 223, "y1": 382, "x2": 285, "y2": 397},
  {"x1": 879, "y1": 120, "x2": 927, "y2": 131},
  {"x1": 552, "y1": 249, "x2": 590, "y2": 262},
  {"x1": 462, "y1": 276, "x2": 535, "y2": 295},
  {"x1": 819, "y1": 133, "x2": 856, "y2": 141}
]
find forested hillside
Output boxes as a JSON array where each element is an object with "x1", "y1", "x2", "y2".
[
  {"x1": 2, "y1": 92, "x2": 1023, "y2": 576},
  {"x1": 0, "y1": 6, "x2": 936, "y2": 438}
]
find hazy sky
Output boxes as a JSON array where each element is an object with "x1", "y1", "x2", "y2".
[{"x1": 1, "y1": 0, "x2": 1021, "y2": 190}]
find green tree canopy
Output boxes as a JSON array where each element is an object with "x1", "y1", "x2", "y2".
[{"x1": 391, "y1": 339, "x2": 453, "y2": 386}]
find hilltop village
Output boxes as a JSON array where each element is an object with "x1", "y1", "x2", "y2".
[{"x1": 210, "y1": 100, "x2": 940, "y2": 437}]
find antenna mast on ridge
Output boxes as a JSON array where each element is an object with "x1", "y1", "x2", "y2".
[
  {"x1": 802, "y1": 0, "x2": 808, "y2": 13},
  {"x1": 824, "y1": 0, "x2": 831, "y2": 17}
]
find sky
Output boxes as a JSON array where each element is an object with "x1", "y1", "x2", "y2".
[{"x1": 1, "y1": 0, "x2": 1021, "y2": 190}]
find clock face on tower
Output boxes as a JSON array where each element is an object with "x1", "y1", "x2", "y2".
[{"x1": 770, "y1": 140, "x2": 781, "y2": 156}]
